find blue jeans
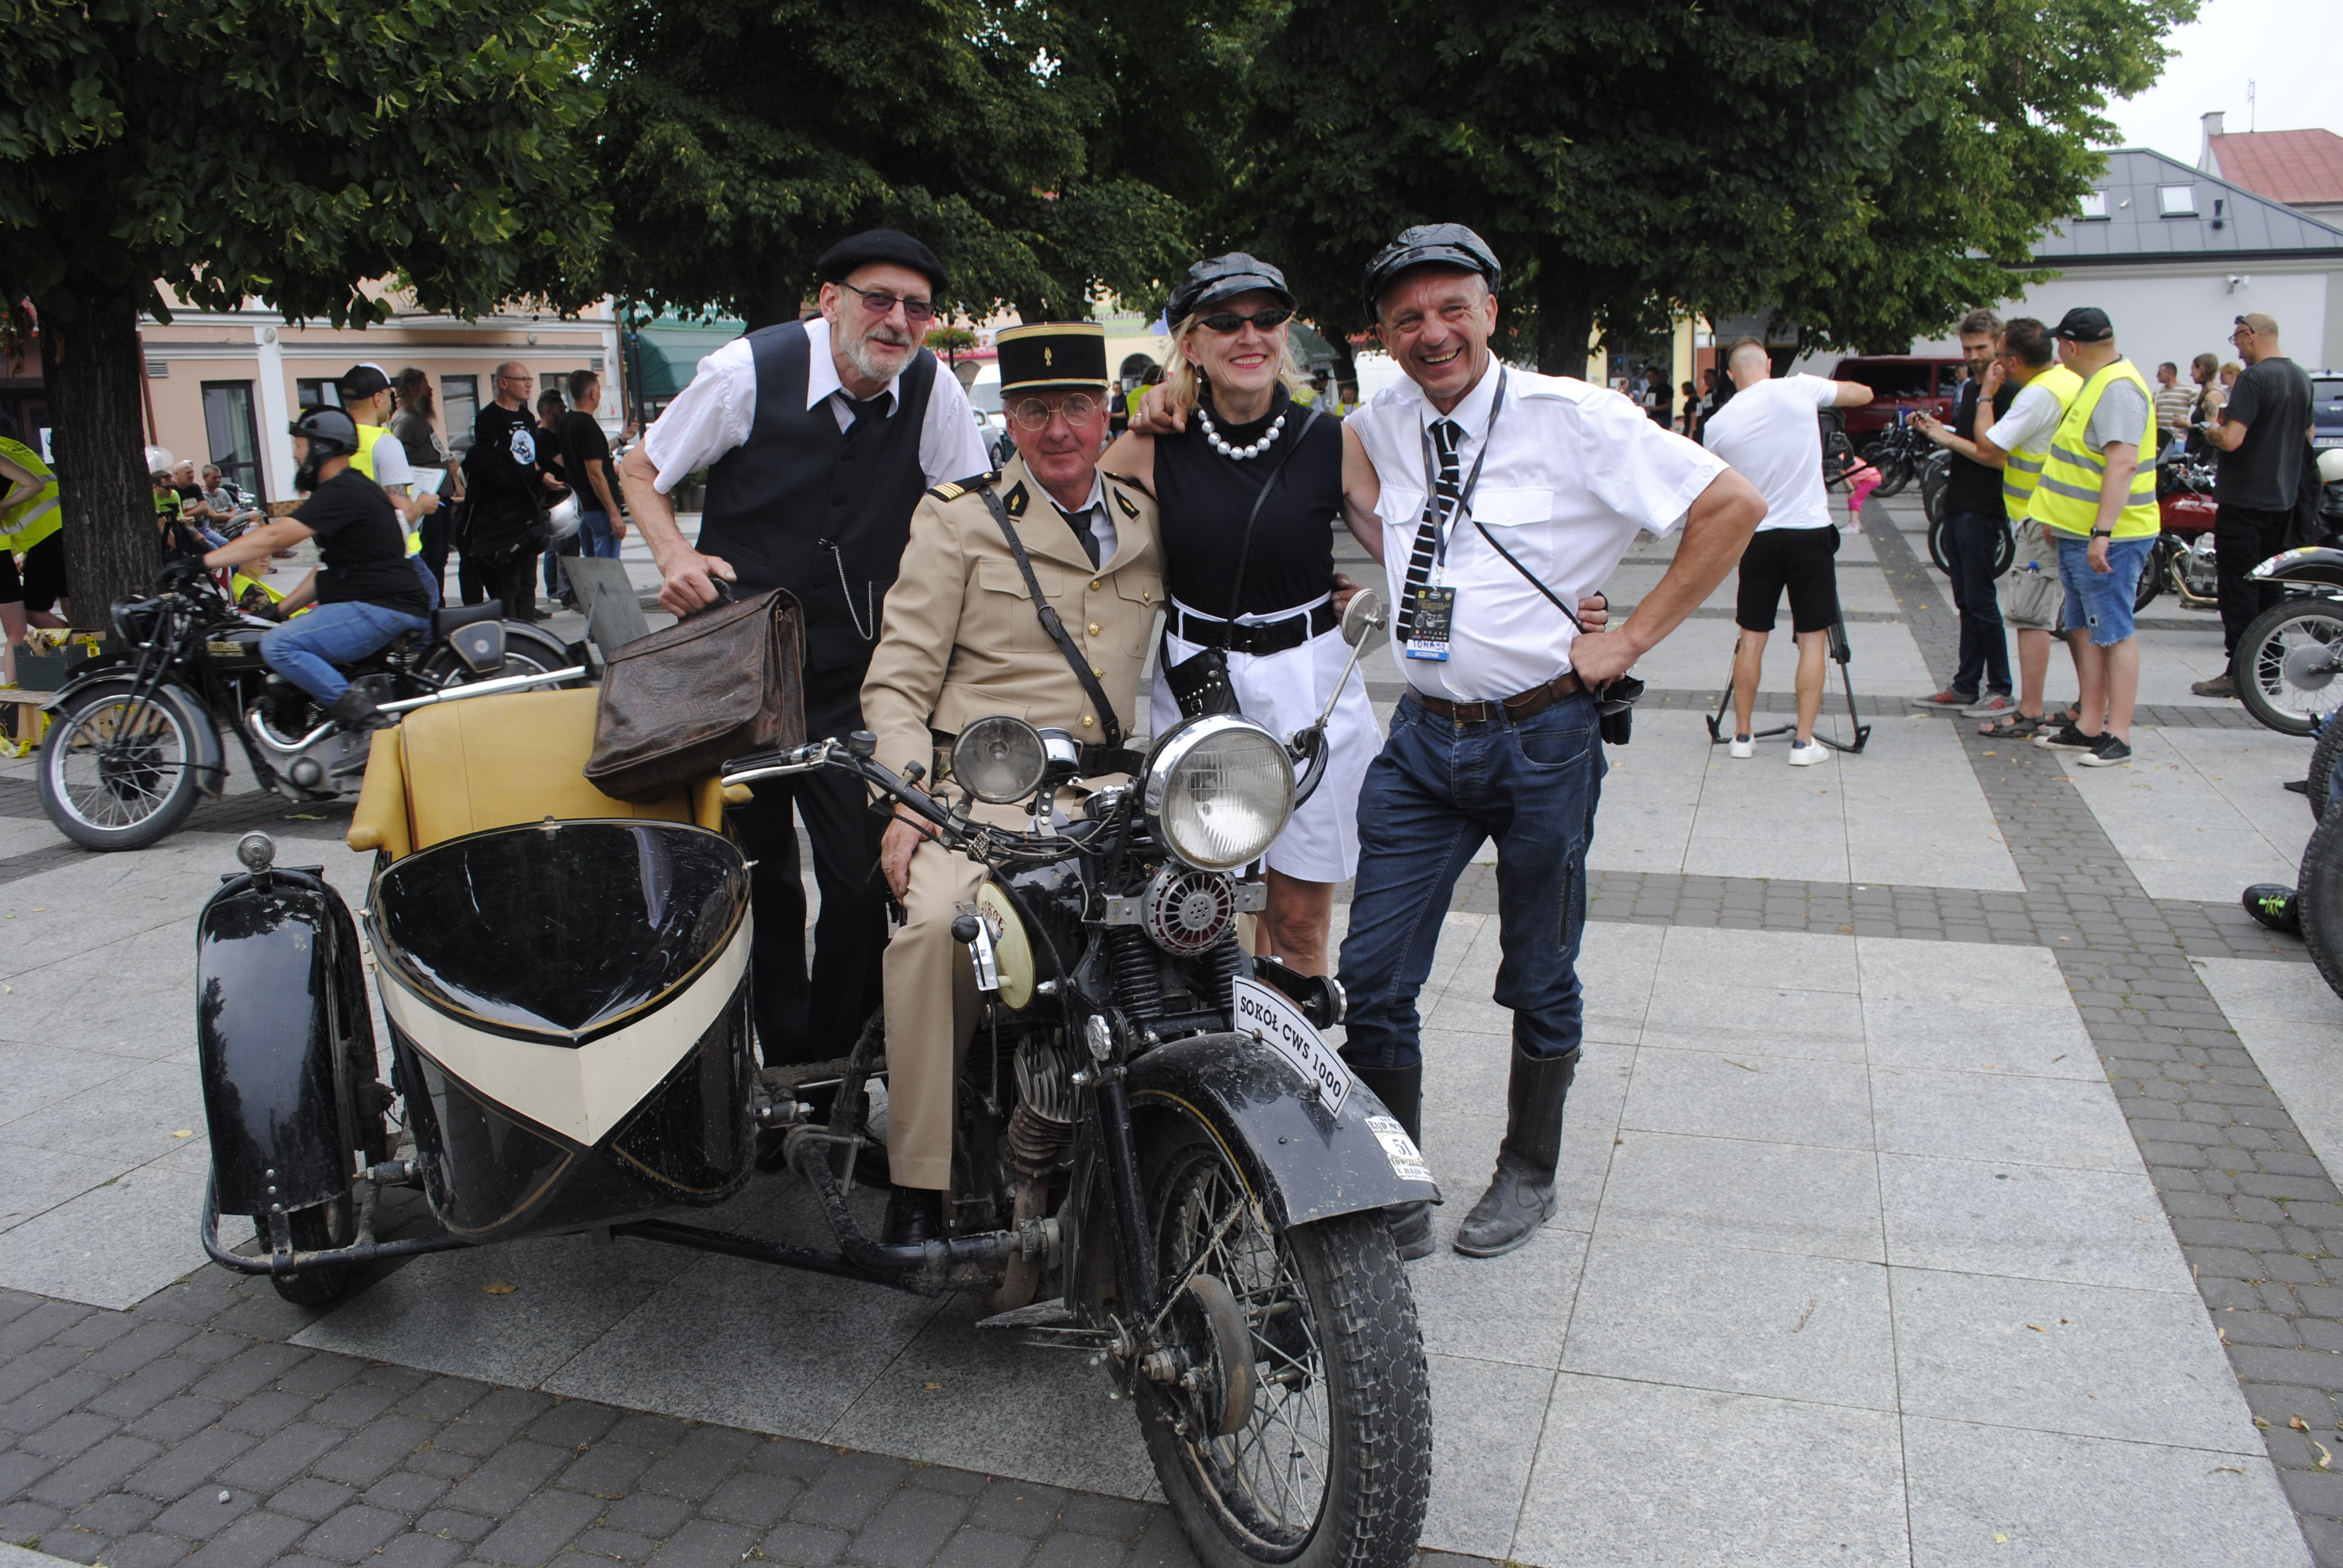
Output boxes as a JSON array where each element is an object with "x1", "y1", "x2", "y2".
[
  {"x1": 1335, "y1": 690, "x2": 1605, "y2": 1070},
  {"x1": 578, "y1": 511, "x2": 621, "y2": 559},
  {"x1": 261, "y1": 601, "x2": 430, "y2": 704},
  {"x1": 1943, "y1": 510, "x2": 2011, "y2": 697},
  {"x1": 2055, "y1": 534, "x2": 2152, "y2": 646},
  {"x1": 411, "y1": 556, "x2": 441, "y2": 609}
]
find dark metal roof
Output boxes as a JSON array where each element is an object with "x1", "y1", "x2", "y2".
[{"x1": 2025, "y1": 148, "x2": 2343, "y2": 266}]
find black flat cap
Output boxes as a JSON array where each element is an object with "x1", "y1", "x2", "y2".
[
  {"x1": 2051, "y1": 306, "x2": 2114, "y2": 343},
  {"x1": 997, "y1": 322, "x2": 1108, "y2": 394},
  {"x1": 1362, "y1": 223, "x2": 1502, "y2": 319},
  {"x1": 816, "y1": 228, "x2": 949, "y2": 296},
  {"x1": 1168, "y1": 253, "x2": 1295, "y2": 324}
]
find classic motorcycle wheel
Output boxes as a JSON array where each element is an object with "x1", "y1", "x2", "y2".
[
  {"x1": 2309, "y1": 718, "x2": 2343, "y2": 822},
  {"x1": 2236, "y1": 601, "x2": 2343, "y2": 737},
  {"x1": 415, "y1": 639, "x2": 568, "y2": 688},
  {"x1": 2134, "y1": 544, "x2": 2166, "y2": 613},
  {"x1": 1872, "y1": 450, "x2": 1915, "y2": 499},
  {"x1": 2298, "y1": 807, "x2": 2343, "y2": 1002},
  {"x1": 36, "y1": 688, "x2": 205, "y2": 851},
  {"x1": 1136, "y1": 1128, "x2": 1432, "y2": 1568},
  {"x1": 1925, "y1": 515, "x2": 2016, "y2": 580}
]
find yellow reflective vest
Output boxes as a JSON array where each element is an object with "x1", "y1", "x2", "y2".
[
  {"x1": 1999, "y1": 364, "x2": 2082, "y2": 520},
  {"x1": 2033, "y1": 359, "x2": 2160, "y2": 540},
  {"x1": 0, "y1": 437, "x2": 61, "y2": 554},
  {"x1": 350, "y1": 424, "x2": 423, "y2": 557}
]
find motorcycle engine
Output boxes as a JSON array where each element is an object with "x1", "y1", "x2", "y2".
[
  {"x1": 1142, "y1": 866, "x2": 1236, "y2": 956},
  {"x1": 1012, "y1": 1036, "x2": 1084, "y2": 1124}
]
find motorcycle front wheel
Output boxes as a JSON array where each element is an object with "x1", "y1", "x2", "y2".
[
  {"x1": 2310, "y1": 718, "x2": 2343, "y2": 822},
  {"x1": 2236, "y1": 599, "x2": 2343, "y2": 737},
  {"x1": 2297, "y1": 808, "x2": 2343, "y2": 1001},
  {"x1": 1872, "y1": 450, "x2": 1915, "y2": 499},
  {"x1": 37, "y1": 687, "x2": 206, "y2": 851},
  {"x1": 2135, "y1": 543, "x2": 2167, "y2": 613},
  {"x1": 1137, "y1": 1126, "x2": 1432, "y2": 1568}
]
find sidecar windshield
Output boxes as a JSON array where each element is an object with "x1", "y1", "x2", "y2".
[{"x1": 372, "y1": 820, "x2": 750, "y2": 1042}]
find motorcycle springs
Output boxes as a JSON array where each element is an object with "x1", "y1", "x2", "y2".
[
  {"x1": 1107, "y1": 926, "x2": 1167, "y2": 1021},
  {"x1": 1204, "y1": 932, "x2": 1247, "y2": 1013}
]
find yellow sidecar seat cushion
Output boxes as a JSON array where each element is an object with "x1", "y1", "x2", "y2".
[{"x1": 347, "y1": 688, "x2": 726, "y2": 857}]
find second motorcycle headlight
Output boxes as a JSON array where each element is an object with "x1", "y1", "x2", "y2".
[{"x1": 1145, "y1": 716, "x2": 1294, "y2": 871}]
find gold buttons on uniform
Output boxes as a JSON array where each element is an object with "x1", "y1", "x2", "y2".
[
  {"x1": 1087, "y1": 621, "x2": 1101, "y2": 637},
  {"x1": 1090, "y1": 580, "x2": 1102, "y2": 591},
  {"x1": 1142, "y1": 590, "x2": 1153, "y2": 603},
  {"x1": 1081, "y1": 715, "x2": 1095, "y2": 728},
  {"x1": 1091, "y1": 665, "x2": 1104, "y2": 678}
]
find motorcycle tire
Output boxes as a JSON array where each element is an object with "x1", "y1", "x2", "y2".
[
  {"x1": 2298, "y1": 806, "x2": 2343, "y2": 1004},
  {"x1": 1136, "y1": 1123, "x2": 1432, "y2": 1568},
  {"x1": 1927, "y1": 514, "x2": 1951, "y2": 575},
  {"x1": 1925, "y1": 515, "x2": 2017, "y2": 580},
  {"x1": 2310, "y1": 717, "x2": 2343, "y2": 822},
  {"x1": 1872, "y1": 451, "x2": 1915, "y2": 500},
  {"x1": 414, "y1": 631, "x2": 576, "y2": 690},
  {"x1": 2134, "y1": 548, "x2": 2164, "y2": 613},
  {"x1": 257, "y1": 1203, "x2": 357, "y2": 1307},
  {"x1": 2236, "y1": 599, "x2": 2343, "y2": 738},
  {"x1": 36, "y1": 685, "x2": 206, "y2": 851}
]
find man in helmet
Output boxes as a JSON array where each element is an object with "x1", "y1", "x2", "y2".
[
  {"x1": 198, "y1": 408, "x2": 432, "y2": 729},
  {"x1": 340, "y1": 362, "x2": 444, "y2": 604}
]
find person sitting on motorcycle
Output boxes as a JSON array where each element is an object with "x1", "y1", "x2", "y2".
[
  {"x1": 200, "y1": 408, "x2": 431, "y2": 731},
  {"x1": 857, "y1": 321, "x2": 1163, "y2": 1247}
]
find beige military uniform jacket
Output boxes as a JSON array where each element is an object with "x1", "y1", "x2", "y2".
[{"x1": 861, "y1": 454, "x2": 1164, "y2": 786}]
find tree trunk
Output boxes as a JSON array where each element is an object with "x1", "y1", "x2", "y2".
[
  {"x1": 36, "y1": 292, "x2": 152, "y2": 632},
  {"x1": 1533, "y1": 243, "x2": 1595, "y2": 381},
  {"x1": 745, "y1": 260, "x2": 809, "y2": 332}
]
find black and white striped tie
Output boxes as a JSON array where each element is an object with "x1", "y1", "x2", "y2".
[{"x1": 1399, "y1": 418, "x2": 1463, "y2": 639}]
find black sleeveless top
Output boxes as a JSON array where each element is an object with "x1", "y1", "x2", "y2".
[{"x1": 1152, "y1": 387, "x2": 1343, "y2": 619}]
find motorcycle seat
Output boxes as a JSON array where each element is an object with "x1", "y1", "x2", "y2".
[
  {"x1": 430, "y1": 601, "x2": 505, "y2": 642},
  {"x1": 347, "y1": 688, "x2": 724, "y2": 860}
]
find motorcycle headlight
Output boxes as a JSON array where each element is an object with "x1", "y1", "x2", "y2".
[
  {"x1": 1144, "y1": 716, "x2": 1294, "y2": 872},
  {"x1": 951, "y1": 716, "x2": 1048, "y2": 804}
]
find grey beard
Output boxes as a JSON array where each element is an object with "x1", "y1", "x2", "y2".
[{"x1": 842, "y1": 328, "x2": 913, "y2": 387}]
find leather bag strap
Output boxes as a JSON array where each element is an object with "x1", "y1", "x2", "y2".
[{"x1": 978, "y1": 484, "x2": 1124, "y2": 748}]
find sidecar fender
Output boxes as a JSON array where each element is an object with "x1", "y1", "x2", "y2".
[
  {"x1": 2251, "y1": 547, "x2": 2343, "y2": 589},
  {"x1": 196, "y1": 867, "x2": 370, "y2": 1218},
  {"x1": 1126, "y1": 1031, "x2": 1438, "y2": 1233}
]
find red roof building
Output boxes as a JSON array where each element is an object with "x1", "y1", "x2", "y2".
[{"x1": 2200, "y1": 113, "x2": 2343, "y2": 226}]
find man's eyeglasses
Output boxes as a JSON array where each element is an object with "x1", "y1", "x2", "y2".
[
  {"x1": 1006, "y1": 394, "x2": 1102, "y2": 430},
  {"x1": 1197, "y1": 307, "x2": 1294, "y2": 335},
  {"x1": 838, "y1": 280, "x2": 938, "y2": 324}
]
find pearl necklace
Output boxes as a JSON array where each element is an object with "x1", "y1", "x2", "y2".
[{"x1": 1198, "y1": 402, "x2": 1286, "y2": 461}]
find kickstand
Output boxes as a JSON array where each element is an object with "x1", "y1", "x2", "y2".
[{"x1": 1705, "y1": 619, "x2": 1873, "y2": 754}]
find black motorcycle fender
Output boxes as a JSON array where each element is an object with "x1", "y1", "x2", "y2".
[
  {"x1": 1125, "y1": 1031, "x2": 1438, "y2": 1232},
  {"x1": 44, "y1": 674, "x2": 228, "y2": 798},
  {"x1": 2252, "y1": 547, "x2": 2343, "y2": 589},
  {"x1": 196, "y1": 868, "x2": 368, "y2": 1217}
]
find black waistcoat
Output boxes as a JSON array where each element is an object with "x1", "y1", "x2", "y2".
[
  {"x1": 1945, "y1": 377, "x2": 2015, "y2": 520},
  {"x1": 696, "y1": 321, "x2": 938, "y2": 675}
]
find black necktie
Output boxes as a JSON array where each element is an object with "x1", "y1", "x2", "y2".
[
  {"x1": 840, "y1": 391, "x2": 892, "y2": 443},
  {"x1": 1057, "y1": 503, "x2": 1101, "y2": 567},
  {"x1": 1399, "y1": 418, "x2": 1463, "y2": 639}
]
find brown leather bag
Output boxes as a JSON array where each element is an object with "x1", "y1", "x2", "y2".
[{"x1": 585, "y1": 587, "x2": 808, "y2": 803}]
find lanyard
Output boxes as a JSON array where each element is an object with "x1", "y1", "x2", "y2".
[{"x1": 1414, "y1": 367, "x2": 1507, "y2": 574}]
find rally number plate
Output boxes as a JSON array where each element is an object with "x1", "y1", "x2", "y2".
[{"x1": 1231, "y1": 976, "x2": 1352, "y2": 1117}]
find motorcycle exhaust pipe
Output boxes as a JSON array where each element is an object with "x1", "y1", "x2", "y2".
[{"x1": 783, "y1": 1125, "x2": 1049, "y2": 1296}]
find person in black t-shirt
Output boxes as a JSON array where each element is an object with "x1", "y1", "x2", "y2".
[
  {"x1": 1911, "y1": 309, "x2": 2016, "y2": 713},
  {"x1": 203, "y1": 409, "x2": 430, "y2": 730},
  {"x1": 2199, "y1": 312, "x2": 2316, "y2": 685},
  {"x1": 559, "y1": 369, "x2": 626, "y2": 561},
  {"x1": 458, "y1": 362, "x2": 560, "y2": 619}
]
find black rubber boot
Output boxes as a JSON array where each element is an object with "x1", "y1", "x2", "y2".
[
  {"x1": 1354, "y1": 1065, "x2": 1434, "y2": 1261},
  {"x1": 1453, "y1": 1043, "x2": 1579, "y2": 1259},
  {"x1": 327, "y1": 687, "x2": 393, "y2": 732},
  {"x1": 2243, "y1": 884, "x2": 2302, "y2": 935},
  {"x1": 882, "y1": 1186, "x2": 943, "y2": 1247}
]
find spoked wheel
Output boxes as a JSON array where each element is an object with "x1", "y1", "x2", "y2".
[
  {"x1": 37, "y1": 687, "x2": 206, "y2": 851},
  {"x1": 2236, "y1": 599, "x2": 2343, "y2": 737},
  {"x1": 2298, "y1": 808, "x2": 2343, "y2": 1002},
  {"x1": 415, "y1": 641, "x2": 567, "y2": 689},
  {"x1": 1136, "y1": 1126, "x2": 1431, "y2": 1568}
]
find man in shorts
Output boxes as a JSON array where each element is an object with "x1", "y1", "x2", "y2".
[
  {"x1": 1700, "y1": 337, "x2": 1873, "y2": 764},
  {"x1": 0, "y1": 435, "x2": 67, "y2": 688}
]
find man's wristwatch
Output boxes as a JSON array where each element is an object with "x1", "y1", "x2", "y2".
[{"x1": 2090, "y1": 527, "x2": 2114, "y2": 538}]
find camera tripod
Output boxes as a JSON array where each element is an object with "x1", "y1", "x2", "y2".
[{"x1": 1703, "y1": 615, "x2": 1872, "y2": 755}]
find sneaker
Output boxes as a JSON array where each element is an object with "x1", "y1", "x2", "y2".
[
  {"x1": 1787, "y1": 738, "x2": 1827, "y2": 766},
  {"x1": 2191, "y1": 673, "x2": 2238, "y2": 699},
  {"x1": 1920, "y1": 689, "x2": 1979, "y2": 710},
  {"x1": 1962, "y1": 693, "x2": 2017, "y2": 718},
  {"x1": 2077, "y1": 733, "x2": 2132, "y2": 766},
  {"x1": 1728, "y1": 733, "x2": 1754, "y2": 759},
  {"x1": 2243, "y1": 884, "x2": 2302, "y2": 935},
  {"x1": 2033, "y1": 721, "x2": 2096, "y2": 751}
]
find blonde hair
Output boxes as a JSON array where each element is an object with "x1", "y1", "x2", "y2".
[{"x1": 1164, "y1": 309, "x2": 1311, "y2": 415}]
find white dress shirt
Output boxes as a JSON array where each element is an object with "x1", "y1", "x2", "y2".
[
  {"x1": 1046, "y1": 470, "x2": 1117, "y2": 565},
  {"x1": 643, "y1": 315, "x2": 988, "y2": 494},
  {"x1": 1351, "y1": 360, "x2": 1728, "y2": 701}
]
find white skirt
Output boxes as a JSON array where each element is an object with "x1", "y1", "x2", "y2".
[{"x1": 1151, "y1": 595, "x2": 1379, "y2": 883}]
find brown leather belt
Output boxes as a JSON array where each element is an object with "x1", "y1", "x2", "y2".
[{"x1": 1412, "y1": 672, "x2": 1587, "y2": 725}]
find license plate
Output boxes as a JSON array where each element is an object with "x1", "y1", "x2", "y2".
[{"x1": 1231, "y1": 976, "x2": 1352, "y2": 1117}]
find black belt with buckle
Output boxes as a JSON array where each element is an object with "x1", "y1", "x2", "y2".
[
  {"x1": 1170, "y1": 599, "x2": 1339, "y2": 657},
  {"x1": 1412, "y1": 673, "x2": 1587, "y2": 725}
]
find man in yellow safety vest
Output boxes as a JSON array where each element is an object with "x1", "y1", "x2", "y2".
[
  {"x1": 338, "y1": 363, "x2": 442, "y2": 605},
  {"x1": 2024, "y1": 307, "x2": 2159, "y2": 767},
  {"x1": 0, "y1": 434, "x2": 66, "y2": 688}
]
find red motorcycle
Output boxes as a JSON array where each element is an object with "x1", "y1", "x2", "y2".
[{"x1": 2134, "y1": 448, "x2": 2219, "y2": 612}]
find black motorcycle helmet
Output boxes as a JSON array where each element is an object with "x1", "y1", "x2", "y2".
[
  {"x1": 289, "y1": 406, "x2": 360, "y2": 492},
  {"x1": 1361, "y1": 223, "x2": 1503, "y2": 322}
]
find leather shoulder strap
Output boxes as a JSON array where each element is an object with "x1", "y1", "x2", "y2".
[{"x1": 975, "y1": 483, "x2": 1124, "y2": 748}]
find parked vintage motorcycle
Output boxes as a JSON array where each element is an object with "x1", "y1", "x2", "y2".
[
  {"x1": 192, "y1": 590, "x2": 1437, "y2": 1568},
  {"x1": 2230, "y1": 450, "x2": 2343, "y2": 736},
  {"x1": 1860, "y1": 410, "x2": 1936, "y2": 499},
  {"x1": 2131, "y1": 447, "x2": 2221, "y2": 613},
  {"x1": 38, "y1": 561, "x2": 586, "y2": 849}
]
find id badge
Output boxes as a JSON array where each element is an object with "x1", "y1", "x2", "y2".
[{"x1": 1404, "y1": 585, "x2": 1456, "y2": 662}]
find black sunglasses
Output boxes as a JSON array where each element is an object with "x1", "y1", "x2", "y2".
[
  {"x1": 837, "y1": 279, "x2": 939, "y2": 324},
  {"x1": 1198, "y1": 306, "x2": 1294, "y2": 335}
]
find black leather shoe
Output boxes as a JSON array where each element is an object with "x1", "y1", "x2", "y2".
[
  {"x1": 882, "y1": 1186, "x2": 943, "y2": 1247},
  {"x1": 1454, "y1": 1044, "x2": 1578, "y2": 1259},
  {"x1": 1352, "y1": 1064, "x2": 1436, "y2": 1261},
  {"x1": 2243, "y1": 884, "x2": 2302, "y2": 935},
  {"x1": 327, "y1": 687, "x2": 393, "y2": 732}
]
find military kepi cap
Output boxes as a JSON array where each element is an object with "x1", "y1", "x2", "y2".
[
  {"x1": 816, "y1": 228, "x2": 949, "y2": 296},
  {"x1": 1363, "y1": 223, "x2": 1503, "y2": 319},
  {"x1": 1168, "y1": 253, "x2": 1295, "y2": 324},
  {"x1": 2051, "y1": 306, "x2": 2114, "y2": 343},
  {"x1": 996, "y1": 322, "x2": 1109, "y2": 394}
]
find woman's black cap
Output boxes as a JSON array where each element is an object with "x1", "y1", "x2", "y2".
[
  {"x1": 815, "y1": 229, "x2": 949, "y2": 296},
  {"x1": 1362, "y1": 224, "x2": 1502, "y2": 319},
  {"x1": 1168, "y1": 253, "x2": 1295, "y2": 324}
]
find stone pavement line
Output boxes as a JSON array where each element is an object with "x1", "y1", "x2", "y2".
[{"x1": 1866, "y1": 500, "x2": 2343, "y2": 1567}]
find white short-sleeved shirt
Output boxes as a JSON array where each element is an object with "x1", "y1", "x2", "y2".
[
  {"x1": 643, "y1": 315, "x2": 987, "y2": 494},
  {"x1": 1699, "y1": 375, "x2": 1840, "y2": 532},
  {"x1": 1983, "y1": 379, "x2": 2065, "y2": 456},
  {"x1": 1351, "y1": 361, "x2": 1728, "y2": 702}
]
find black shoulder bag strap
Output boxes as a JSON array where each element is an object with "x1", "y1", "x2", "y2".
[{"x1": 977, "y1": 485, "x2": 1124, "y2": 749}]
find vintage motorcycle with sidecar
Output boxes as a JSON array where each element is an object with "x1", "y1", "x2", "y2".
[{"x1": 191, "y1": 590, "x2": 1437, "y2": 1568}]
